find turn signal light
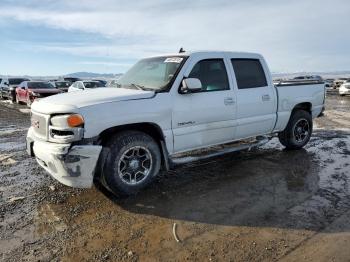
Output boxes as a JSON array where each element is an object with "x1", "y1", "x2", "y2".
[{"x1": 67, "y1": 114, "x2": 84, "y2": 127}]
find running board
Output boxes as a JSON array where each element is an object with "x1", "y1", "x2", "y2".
[{"x1": 169, "y1": 136, "x2": 271, "y2": 167}]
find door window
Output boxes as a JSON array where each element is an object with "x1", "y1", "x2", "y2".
[
  {"x1": 231, "y1": 59, "x2": 267, "y2": 89},
  {"x1": 188, "y1": 59, "x2": 229, "y2": 92}
]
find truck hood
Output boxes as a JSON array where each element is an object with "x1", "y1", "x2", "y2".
[{"x1": 31, "y1": 88, "x2": 155, "y2": 114}]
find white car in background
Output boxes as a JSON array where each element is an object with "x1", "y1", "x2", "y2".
[
  {"x1": 339, "y1": 80, "x2": 350, "y2": 96},
  {"x1": 68, "y1": 80, "x2": 104, "y2": 92}
]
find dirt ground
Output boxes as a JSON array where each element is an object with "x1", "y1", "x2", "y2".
[{"x1": 1, "y1": 93, "x2": 350, "y2": 262}]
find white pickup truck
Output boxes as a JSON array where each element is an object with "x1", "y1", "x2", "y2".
[{"x1": 26, "y1": 51, "x2": 325, "y2": 196}]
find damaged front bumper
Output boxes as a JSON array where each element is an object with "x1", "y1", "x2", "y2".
[{"x1": 27, "y1": 127, "x2": 102, "y2": 188}]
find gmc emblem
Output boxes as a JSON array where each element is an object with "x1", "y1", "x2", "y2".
[{"x1": 31, "y1": 119, "x2": 40, "y2": 129}]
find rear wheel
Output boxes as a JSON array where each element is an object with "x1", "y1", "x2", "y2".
[
  {"x1": 101, "y1": 130, "x2": 161, "y2": 196},
  {"x1": 278, "y1": 110, "x2": 312, "y2": 150}
]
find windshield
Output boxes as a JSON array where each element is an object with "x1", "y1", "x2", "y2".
[
  {"x1": 117, "y1": 56, "x2": 186, "y2": 91},
  {"x1": 55, "y1": 82, "x2": 70, "y2": 88},
  {"x1": 83, "y1": 81, "x2": 104, "y2": 88},
  {"x1": 28, "y1": 82, "x2": 55, "y2": 89},
  {"x1": 9, "y1": 78, "x2": 29, "y2": 85}
]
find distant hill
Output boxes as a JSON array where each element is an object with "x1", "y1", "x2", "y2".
[{"x1": 64, "y1": 72, "x2": 123, "y2": 78}]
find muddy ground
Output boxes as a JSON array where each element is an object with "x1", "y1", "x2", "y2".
[{"x1": 0, "y1": 94, "x2": 350, "y2": 262}]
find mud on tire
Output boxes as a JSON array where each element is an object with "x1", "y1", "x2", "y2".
[
  {"x1": 101, "y1": 130, "x2": 161, "y2": 196},
  {"x1": 278, "y1": 110, "x2": 312, "y2": 150}
]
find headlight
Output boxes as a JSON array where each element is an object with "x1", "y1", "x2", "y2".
[{"x1": 50, "y1": 114, "x2": 84, "y2": 128}]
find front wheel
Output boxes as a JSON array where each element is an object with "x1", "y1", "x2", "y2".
[
  {"x1": 101, "y1": 131, "x2": 161, "y2": 196},
  {"x1": 278, "y1": 110, "x2": 312, "y2": 150}
]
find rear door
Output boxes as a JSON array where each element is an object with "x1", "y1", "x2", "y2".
[
  {"x1": 230, "y1": 57, "x2": 277, "y2": 139},
  {"x1": 171, "y1": 55, "x2": 237, "y2": 153}
]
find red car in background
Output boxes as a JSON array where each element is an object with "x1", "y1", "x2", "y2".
[{"x1": 16, "y1": 81, "x2": 63, "y2": 107}]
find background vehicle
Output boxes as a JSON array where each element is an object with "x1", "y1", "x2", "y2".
[
  {"x1": 107, "y1": 79, "x2": 120, "y2": 87},
  {"x1": 334, "y1": 78, "x2": 349, "y2": 88},
  {"x1": 63, "y1": 77, "x2": 81, "y2": 83},
  {"x1": 293, "y1": 75, "x2": 323, "y2": 81},
  {"x1": 16, "y1": 81, "x2": 62, "y2": 107},
  {"x1": 1, "y1": 77, "x2": 30, "y2": 101},
  {"x1": 50, "y1": 81, "x2": 71, "y2": 92},
  {"x1": 325, "y1": 78, "x2": 334, "y2": 89},
  {"x1": 339, "y1": 80, "x2": 350, "y2": 96},
  {"x1": 27, "y1": 51, "x2": 325, "y2": 196},
  {"x1": 68, "y1": 80, "x2": 104, "y2": 92},
  {"x1": 92, "y1": 79, "x2": 107, "y2": 87}
]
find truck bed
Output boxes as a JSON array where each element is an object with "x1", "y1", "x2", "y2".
[{"x1": 273, "y1": 80, "x2": 325, "y2": 132}]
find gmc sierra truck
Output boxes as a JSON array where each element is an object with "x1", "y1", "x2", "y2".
[{"x1": 26, "y1": 51, "x2": 325, "y2": 196}]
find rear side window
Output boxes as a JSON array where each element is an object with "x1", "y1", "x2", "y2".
[
  {"x1": 188, "y1": 59, "x2": 229, "y2": 92},
  {"x1": 231, "y1": 59, "x2": 267, "y2": 89}
]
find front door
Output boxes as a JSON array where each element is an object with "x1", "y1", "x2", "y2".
[{"x1": 172, "y1": 58, "x2": 237, "y2": 153}]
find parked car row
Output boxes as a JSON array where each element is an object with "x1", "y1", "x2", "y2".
[
  {"x1": 0, "y1": 77, "x2": 111, "y2": 107},
  {"x1": 281, "y1": 75, "x2": 350, "y2": 96}
]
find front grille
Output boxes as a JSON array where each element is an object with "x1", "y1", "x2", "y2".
[{"x1": 31, "y1": 112, "x2": 48, "y2": 139}]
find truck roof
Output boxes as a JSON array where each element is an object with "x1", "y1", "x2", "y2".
[{"x1": 148, "y1": 50, "x2": 263, "y2": 59}]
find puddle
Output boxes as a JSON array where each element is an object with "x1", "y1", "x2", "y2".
[{"x1": 35, "y1": 204, "x2": 68, "y2": 235}]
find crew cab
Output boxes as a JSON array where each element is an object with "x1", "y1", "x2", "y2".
[{"x1": 26, "y1": 51, "x2": 325, "y2": 196}]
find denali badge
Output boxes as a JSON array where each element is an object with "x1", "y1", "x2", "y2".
[
  {"x1": 31, "y1": 119, "x2": 40, "y2": 129},
  {"x1": 178, "y1": 121, "x2": 195, "y2": 126}
]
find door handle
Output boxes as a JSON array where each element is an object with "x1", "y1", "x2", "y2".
[
  {"x1": 262, "y1": 94, "x2": 270, "y2": 101},
  {"x1": 224, "y1": 97, "x2": 235, "y2": 105}
]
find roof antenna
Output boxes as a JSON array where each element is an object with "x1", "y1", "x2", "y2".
[{"x1": 179, "y1": 47, "x2": 185, "y2": 53}]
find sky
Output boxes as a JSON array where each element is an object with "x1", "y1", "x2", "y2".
[{"x1": 0, "y1": 0, "x2": 349, "y2": 76}]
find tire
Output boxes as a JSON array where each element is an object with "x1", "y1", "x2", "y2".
[
  {"x1": 278, "y1": 110, "x2": 312, "y2": 150},
  {"x1": 101, "y1": 130, "x2": 161, "y2": 196}
]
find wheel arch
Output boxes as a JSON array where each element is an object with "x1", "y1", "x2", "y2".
[
  {"x1": 291, "y1": 102, "x2": 312, "y2": 114},
  {"x1": 97, "y1": 122, "x2": 170, "y2": 171},
  {"x1": 98, "y1": 122, "x2": 165, "y2": 145}
]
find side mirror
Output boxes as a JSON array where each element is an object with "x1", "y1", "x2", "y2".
[{"x1": 180, "y1": 78, "x2": 202, "y2": 94}]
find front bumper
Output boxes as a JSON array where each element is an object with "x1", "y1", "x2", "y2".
[{"x1": 27, "y1": 127, "x2": 102, "y2": 188}]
